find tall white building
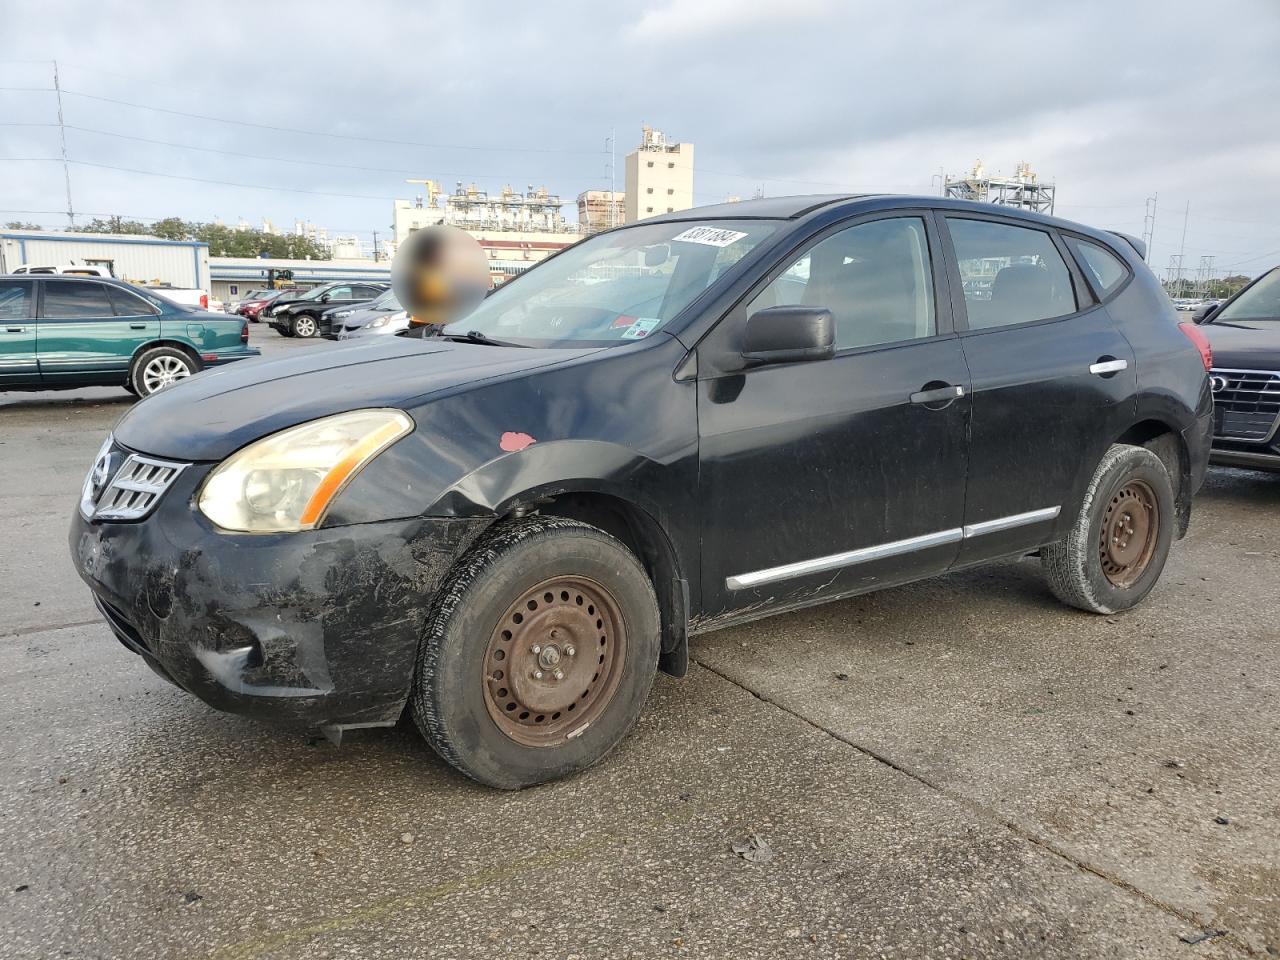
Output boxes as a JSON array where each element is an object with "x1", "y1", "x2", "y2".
[{"x1": 624, "y1": 126, "x2": 694, "y2": 223}]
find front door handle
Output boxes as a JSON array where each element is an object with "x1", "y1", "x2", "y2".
[
  {"x1": 1089, "y1": 357, "x2": 1128, "y2": 376},
  {"x1": 129, "y1": 323, "x2": 147, "y2": 330},
  {"x1": 4, "y1": 326, "x2": 24, "y2": 333},
  {"x1": 910, "y1": 384, "x2": 965, "y2": 407}
]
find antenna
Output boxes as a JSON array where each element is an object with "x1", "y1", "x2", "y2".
[{"x1": 52, "y1": 60, "x2": 74, "y2": 227}]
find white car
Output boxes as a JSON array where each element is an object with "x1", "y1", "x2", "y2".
[{"x1": 13, "y1": 263, "x2": 113, "y2": 278}]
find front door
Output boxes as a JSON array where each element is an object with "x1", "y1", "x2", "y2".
[
  {"x1": 697, "y1": 213, "x2": 971, "y2": 620},
  {"x1": 939, "y1": 214, "x2": 1138, "y2": 565},
  {"x1": 0, "y1": 279, "x2": 38, "y2": 386},
  {"x1": 37, "y1": 279, "x2": 158, "y2": 386}
]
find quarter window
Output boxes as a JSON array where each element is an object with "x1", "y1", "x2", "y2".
[
  {"x1": 948, "y1": 219, "x2": 1078, "y2": 329},
  {"x1": 747, "y1": 217, "x2": 937, "y2": 350},
  {"x1": 1067, "y1": 238, "x2": 1128, "y2": 299},
  {"x1": 42, "y1": 280, "x2": 113, "y2": 319},
  {"x1": 107, "y1": 285, "x2": 159, "y2": 317},
  {"x1": 0, "y1": 280, "x2": 32, "y2": 320}
]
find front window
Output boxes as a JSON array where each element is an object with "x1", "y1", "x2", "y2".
[
  {"x1": 446, "y1": 219, "x2": 779, "y2": 346},
  {"x1": 1216, "y1": 269, "x2": 1280, "y2": 322}
]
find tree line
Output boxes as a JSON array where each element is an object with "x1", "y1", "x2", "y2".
[{"x1": 3, "y1": 217, "x2": 331, "y2": 260}]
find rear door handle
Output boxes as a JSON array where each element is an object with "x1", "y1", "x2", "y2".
[
  {"x1": 910, "y1": 384, "x2": 965, "y2": 406},
  {"x1": 4, "y1": 326, "x2": 24, "y2": 333},
  {"x1": 129, "y1": 323, "x2": 147, "y2": 330},
  {"x1": 1089, "y1": 357, "x2": 1128, "y2": 376}
]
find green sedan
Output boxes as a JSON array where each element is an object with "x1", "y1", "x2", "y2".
[{"x1": 0, "y1": 274, "x2": 259, "y2": 397}]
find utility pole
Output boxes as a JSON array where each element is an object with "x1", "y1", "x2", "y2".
[
  {"x1": 1176, "y1": 200, "x2": 1190, "y2": 297},
  {"x1": 52, "y1": 60, "x2": 75, "y2": 228},
  {"x1": 371, "y1": 229, "x2": 379, "y2": 261},
  {"x1": 605, "y1": 128, "x2": 617, "y2": 229},
  {"x1": 1141, "y1": 194, "x2": 1157, "y2": 261}
]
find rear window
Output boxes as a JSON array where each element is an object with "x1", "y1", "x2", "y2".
[
  {"x1": 1067, "y1": 238, "x2": 1129, "y2": 299},
  {"x1": 948, "y1": 218, "x2": 1078, "y2": 329},
  {"x1": 107, "y1": 285, "x2": 160, "y2": 317},
  {"x1": 42, "y1": 280, "x2": 112, "y2": 319}
]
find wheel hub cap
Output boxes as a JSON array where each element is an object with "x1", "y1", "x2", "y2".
[
  {"x1": 1098, "y1": 480, "x2": 1158, "y2": 587},
  {"x1": 483, "y1": 575, "x2": 626, "y2": 747}
]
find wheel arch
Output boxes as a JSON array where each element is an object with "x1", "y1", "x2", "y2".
[
  {"x1": 128, "y1": 339, "x2": 203, "y2": 381},
  {"x1": 1113, "y1": 419, "x2": 1191, "y2": 538}
]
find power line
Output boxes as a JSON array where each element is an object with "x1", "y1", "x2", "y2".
[{"x1": 58, "y1": 88, "x2": 605, "y2": 157}]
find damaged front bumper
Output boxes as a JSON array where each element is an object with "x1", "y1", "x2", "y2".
[{"x1": 69, "y1": 462, "x2": 488, "y2": 730}]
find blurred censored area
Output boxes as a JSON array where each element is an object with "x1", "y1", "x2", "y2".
[{"x1": 390, "y1": 225, "x2": 492, "y2": 331}]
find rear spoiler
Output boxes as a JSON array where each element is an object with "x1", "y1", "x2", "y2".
[{"x1": 1107, "y1": 231, "x2": 1147, "y2": 262}]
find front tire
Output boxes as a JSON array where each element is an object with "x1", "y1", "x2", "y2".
[
  {"x1": 130, "y1": 346, "x2": 197, "y2": 398},
  {"x1": 290, "y1": 313, "x2": 318, "y2": 338},
  {"x1": 1042, "y1": 444, "x2": 1176, "y2": 614},
  {"x1": 411, "y1": 516, "x2": 661, "y2": 789}
]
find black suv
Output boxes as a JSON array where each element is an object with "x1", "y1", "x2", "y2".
[
  {"x1": 1192, "y1": 266, "x2": 1280, "y2": 472},
  {"x1": 71, "y1": 195, "x2": 1212, "y2": 789},
  {"x1": 267, "y1": 281, "x2": 389, "y2": 338}
]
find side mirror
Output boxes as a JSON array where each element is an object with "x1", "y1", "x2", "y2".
[
  {"x1": 742, "y1": 306, "x2": 835, "y2": 364},
  {"x1": 320, "y1": 293, "x2": 331, "y2": 303},
  {"x1": 1192, "y1": 304, "x2": 1216, "y2": 324}
]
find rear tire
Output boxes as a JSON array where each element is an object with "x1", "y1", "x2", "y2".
[
  {"x1": 130, "y1": 346, "x2": 198, "y2": 398},
  {"x1": 411, "y1": 516, "x2": 660, "y2": 789},
  {"x1": 1042, "y1": 444, "x2": 1175, "y2": 614}
]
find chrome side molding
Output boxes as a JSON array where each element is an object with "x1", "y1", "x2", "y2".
[{"x1": 726, "y1": 505, "x2": 1060, "y2": 591}]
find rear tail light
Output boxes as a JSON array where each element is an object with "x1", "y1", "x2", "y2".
[
  {"x1": 200, "y1": 293, "x2": 209, "y2": 309},
  {"x1": 1178, "y1": 322, "x2": 1213, "y2": 371},
  {"x1": 241, "y1": 322, "x2": 249, "y2": 344}
]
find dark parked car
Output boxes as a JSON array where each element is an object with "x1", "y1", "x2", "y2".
[
  {"x1": 1192, "y1": 267, "x2": 1280, "y2": 472},
  {"x1": 267, "y1": 282, "x2": 389, "y2": 338},
  {"x1": 71, "y1": 195, "x2": 1211, "y2": 789},
  {"x1": 1, "y1": 274, "x2": 258, "y2": 396}
]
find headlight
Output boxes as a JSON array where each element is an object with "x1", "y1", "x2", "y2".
[
  {"x1": 370, "y1": 310, "x2": 406, "y2": 329},
  {"x1": 197, "y1": 409, "x2": 413, "y2": 533},
  {"x1": 333, "y1": 310, "x2": 354, "y2": 319}
]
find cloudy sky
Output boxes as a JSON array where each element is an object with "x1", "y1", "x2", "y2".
[{"x1": 4, "y1": 0, "x2": 1279, "y2": 277}]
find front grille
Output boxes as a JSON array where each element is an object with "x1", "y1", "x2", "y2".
[
  {"x1": 1211, "y1": 368, "x2": 1280, "y2": 443},
  {"x1": 80, "y1": 437, "x2": 188, "y2": 522}
]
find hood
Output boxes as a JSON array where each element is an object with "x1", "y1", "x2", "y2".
[
  {"x1": 1201, "y1": 320, "x2": 1280, "y2": 370},
  {"x1": 340, "y1": 306, "x2": 395, "y2": 329},
  {"x1": 114, "y1": 336, "x2": 599, "y2": 461}
]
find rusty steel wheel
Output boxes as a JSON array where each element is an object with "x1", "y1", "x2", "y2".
[
  {"x1": 1098, "y1": 479, "x2": 1159, "y2": 588},
  {"x1": 482, "y1": 575, "x2": 627, "y2": 747}
]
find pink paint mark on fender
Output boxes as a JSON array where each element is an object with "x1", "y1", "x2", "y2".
[{"x1": 500, "y1": 431, "x2": 537, "y2": 452}]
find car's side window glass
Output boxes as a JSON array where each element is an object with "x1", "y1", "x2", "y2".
[
  {"x1": 0, "y1": 280, "x2": 32, "y2": 320},
  {"x1": 1067, "y1": 237, "x2": 1128, "y2": 299},
  {"x1": 746, "y1": 217, "x2": 936, "y2": 350},
  {"x1": 107, "y1": 285, "x2": 159, "y2": 317},
  {"x1": 41, "y1": 280, "x2": 113, "y2": 319},
  {"x1": 948, "y1": 218, "x2": 1078, "y2": 329},
  {"x1": 327, "y1": 286, "x2": 352, "y2": 299}
]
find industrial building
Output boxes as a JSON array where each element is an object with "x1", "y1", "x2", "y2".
[
  {"x1": 0, "y1": 230, "x2": 210, "y2": 290},
  {"x1": 392, "y1": 178, "x2": 578, "y2": 282},
  {"x1": 577, "y1": 190, "x2": 626, "y2": 235},
  {"x1": 944, "y1": 160, "x2": 1056, "y2": 214},
  {"x1": 624, "y1": 126, "x2": 695, "y2": 223}
]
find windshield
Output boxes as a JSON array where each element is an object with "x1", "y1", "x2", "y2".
[
  {"x1": 1216, "y1": 268, "x2": 1280, "y2": 322},
  {"x1": 444, "y1": 219, "x2": 780, "y2": 346},
  {"x1": 297, "y1": 285, "x2": 334, "y2": 301},
  {"x1": 370, "y1": 288, "x2": 401, "y2": 310}
]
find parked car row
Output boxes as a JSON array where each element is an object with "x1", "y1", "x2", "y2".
[{"x1": 263, "y1": 281, "x2": 390, "y2": 338}]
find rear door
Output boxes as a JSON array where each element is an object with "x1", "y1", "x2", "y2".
[
  {"x1": 37, "y1": 279, "x2": 156, "y2": 385},
  {"x1": 0, "y1": 279, "x2": 38, "y2": 385},
  {"x1": 939, "y1": 214, "x2": 1137, "y2": 564}
]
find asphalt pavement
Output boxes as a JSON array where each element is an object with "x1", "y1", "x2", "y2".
[{"x1": 1, "y1": 328, "x2": 1277, "y2": 959}]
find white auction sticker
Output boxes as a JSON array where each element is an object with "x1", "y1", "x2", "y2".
[
  {"x1": 621, "y1": 318, "x2": 662, "y2": 339},
  {"x1": 671, "y1": 226, "x2": 749, "y2": 247}
]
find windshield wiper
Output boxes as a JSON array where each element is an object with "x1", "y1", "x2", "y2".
[{"x1": 441, "y1": 330, "x2": 528, "y2": 347}]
